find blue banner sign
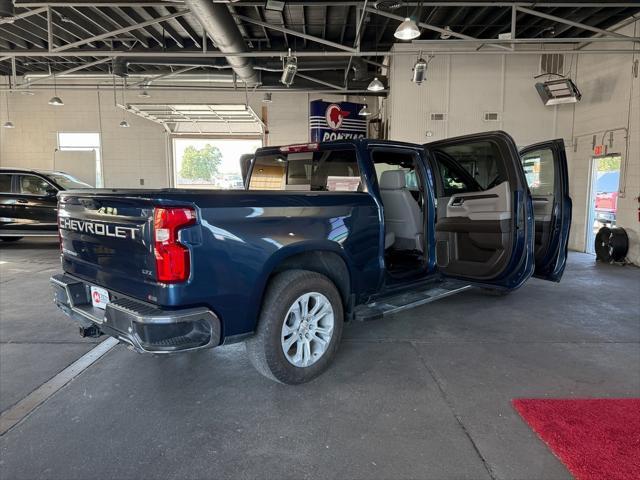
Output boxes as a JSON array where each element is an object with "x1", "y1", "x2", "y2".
[{"x1": 309, "y1": 100, "x2": 367, "y2": 142}]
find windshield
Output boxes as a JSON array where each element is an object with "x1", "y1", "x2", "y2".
[{"x1": 48, "y1": 173, "x2": 92, "y2": 189}]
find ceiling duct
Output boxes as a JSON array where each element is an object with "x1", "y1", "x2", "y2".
[
  {"x1": 183, "y1": 0, "x2": 259, "y2": 86},
  {"x1": 113, "y1": 57, "x2": 230, "y2": 77},
  {"x1": 112, "y1": 57, "x2": 349, "y2": 79}
]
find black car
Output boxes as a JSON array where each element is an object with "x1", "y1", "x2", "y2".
[{"x1": 0, "y1": 168, "x2": 92, "y2": 242}]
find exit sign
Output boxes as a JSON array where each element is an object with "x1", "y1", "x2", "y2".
[{"x1": 594, "y1": 144, "x2": 606, "y2": 156}]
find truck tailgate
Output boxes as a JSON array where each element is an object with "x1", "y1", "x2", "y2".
[{"x1": 58, "y1": 192, "x2": 158, "y2": 300}]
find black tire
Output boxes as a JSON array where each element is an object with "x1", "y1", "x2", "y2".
[
  {"x1": 245, "y1": 269, "x2": 344, "y2": 384},
  {"x1": 0, "y1": 237, "x2": 22, "y2": 242}
]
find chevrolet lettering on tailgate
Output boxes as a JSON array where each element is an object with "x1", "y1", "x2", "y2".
[{"x1": 59, "y1": 217, "x2": 138, "y2": 240}]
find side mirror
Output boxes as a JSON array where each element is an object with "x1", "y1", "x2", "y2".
[{"x1": 45, "y1": 188, "x2": 58, "y2": 197}]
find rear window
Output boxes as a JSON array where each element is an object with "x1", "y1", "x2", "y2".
[
  {"x1": 0, "y1": 174, "x2": 11, "y2": 193},
  {"x1": 248, "y1": 148, "x2": 362, "y2": 192}
]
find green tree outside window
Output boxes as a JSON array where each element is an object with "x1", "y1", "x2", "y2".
[{"x1": 179, "y1": 144, "x2": 223, "y2": 181}]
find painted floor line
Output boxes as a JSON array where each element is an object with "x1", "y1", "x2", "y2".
[{"x1": 0, "y1": 337, "x2": 119, "y2": 436}]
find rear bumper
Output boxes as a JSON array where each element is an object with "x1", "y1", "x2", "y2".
[{"x1": 50, "y1": 273, "x2": 221, "y2": 354}]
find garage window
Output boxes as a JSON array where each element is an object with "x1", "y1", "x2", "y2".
[{"x1": 173, "y1": 138, "x2": 262, "y2": 189}]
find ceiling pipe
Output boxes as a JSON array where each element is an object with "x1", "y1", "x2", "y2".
[
  {"x1": 182, "y1": 0, "x2": 260, "y2": 85},
  {"x1": 112, "y1": 57, "x2": 353, "y2": 77}
]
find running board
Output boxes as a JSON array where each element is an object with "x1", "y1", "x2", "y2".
[{"x1": 354, "y1": 281, "x2": 473, "y2": 321}]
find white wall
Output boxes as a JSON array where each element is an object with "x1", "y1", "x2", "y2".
[
  {"x1": 569, "y1": 21, "x2": 640, "y2": 263},
  {"x1": 386, "y1": 20, "x2": 639, "y2": 264},
  {"x1": 0, "y1": 85, "x2": 370, "y2": 188}
]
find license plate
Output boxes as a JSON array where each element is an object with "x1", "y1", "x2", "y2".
[{"x1": 90, "y1": 286, "x2": 110, "y2": 310}]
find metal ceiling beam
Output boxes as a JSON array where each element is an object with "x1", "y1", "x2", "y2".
[
  {"x1": 129, "y1": 65, "x2": 199, "y2": 86},
  {"x1": 366, "y1": 6, "x2": 512, "y2": 51},
  {"x1": 233, "y1": 14, "x2": 357, "y2": 52},
  {"x1": 17, "y1": 57, "x2": 112, "y2": 87},
  {"x1": 52, "y1": 9, "x2": 190, "y2": 52},
  {"x1": 254, "y1": 5, "x2": 271, "y2": 48},
  {"x1": 297, "y1": 73, "x2": 343, "y2": 90},
  {"x1": 117, "y1": 7, "x2": 163, "y2": 47},
  {"x1": 165, "y1": 6, "x2": 201, "y2": 48},
  {"x1": 0, "y1": 6, "x2": 47, "y2": 24},
  {"x1": 515, "y1": 6, "x2": 638, "y2": 40},
  {"x1": 577, "y1": 13, "x2": 640, "y2": 49},
  {"x1": 142, "y1": 6, "x2": 184, "y2": 48},
  {"x1": 3, "y1": 48, "x2": 638, "y2": 59},
  {"x1": 11, "y1": 1, "x2": 640, "y2": 7}
]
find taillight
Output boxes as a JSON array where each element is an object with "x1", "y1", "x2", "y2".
[{"x1": 153, "y1": 207, "x2": 197, "y2": 283}]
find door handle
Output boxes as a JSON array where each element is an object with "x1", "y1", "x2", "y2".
[{"x1": 17, "y1": 199, "x2": 28, "y2": 204}]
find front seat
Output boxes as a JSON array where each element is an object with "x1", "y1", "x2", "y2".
[{"x1": 379, "y1": 170, "x2": 423, "y2": 251}]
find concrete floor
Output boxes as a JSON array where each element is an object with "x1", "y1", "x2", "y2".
[{"x1": 1, "y1": 239, "x2": 639, "y2": 480}]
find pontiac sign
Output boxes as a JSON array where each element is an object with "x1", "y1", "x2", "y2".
[{"x1": 309, "y1": 100, "x2": 367, "y2": 142}]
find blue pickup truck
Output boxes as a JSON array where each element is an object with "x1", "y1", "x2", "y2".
[{"x1": 51, "y1": 132, "x2": 571, "y2": 384}]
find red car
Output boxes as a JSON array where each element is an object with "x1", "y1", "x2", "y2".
[{"x1": 594, "y1": 171, "x2": 619, "y2": 225}]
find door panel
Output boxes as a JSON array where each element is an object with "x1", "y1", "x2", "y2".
[
  {"x1": 425, "y1": 131, "x2": 534, "y2": 289},
  {"x1": 446, "y1": 181, "x2": 511, "y2": 221},
  {"x1": 14, "y1": 175, "x2": 58, "y2": 232},
  {"x1": 520, "y1": 139, "x2": 571, "y2": 281},
  {"x1": 0, "y1": 174, "x2": 17, "y2": 232}
]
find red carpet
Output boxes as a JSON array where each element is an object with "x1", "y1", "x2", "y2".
[{"x1": 513, "y1": 398, "x2": 640, "y2": 480}]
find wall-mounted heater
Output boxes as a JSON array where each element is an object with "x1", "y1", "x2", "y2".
[{"x1": 535, "y1": 78, "x2": 582, "y2": 106}]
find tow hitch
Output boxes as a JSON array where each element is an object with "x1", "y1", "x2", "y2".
[{"x1": 78, "y1": 325, "x2": 102, "y2": 338}]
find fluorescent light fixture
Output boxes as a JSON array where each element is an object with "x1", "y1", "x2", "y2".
[
  {"x1": 280, "y1": 53, "x2": 297, "y2": 87},
  {"x1": 394, "y1": 17, "x2": 420, "y2": 40},
  {"x1": 412, "y1": 57, "x2": 428, "y2": 84},
  {"x1": 48, "y1": 96, "x2": 64, "y2": 106},
  {"x1": 262, "y1": 92, "x2": 273, "y2": 103},
  {"x1": 358, "y1": 104, "x2": 372, "y2": 116},
  {"x1": 367, "y1": 77, "x2": 385, "y2": 92},
  {"x1": 265, "y1": 0, "x2": 285, "y2": 12},
  {"x1": 3, "y1": 120, "x2": 15, "y2": 128},
  {"x1": 119, "y1": 120, "x2": 130, "y2": 128},
  {"x1": 535, "y1": 78, "x2": 582, "y2": 106}
]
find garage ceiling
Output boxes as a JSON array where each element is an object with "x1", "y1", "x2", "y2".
[{"x1": 1, "y1": 1, "x2": 639, "y2": 92}]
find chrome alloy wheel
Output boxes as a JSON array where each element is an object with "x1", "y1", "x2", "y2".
[{"x1": 281, "y1": 292, "x2": 335, "y2": 368}]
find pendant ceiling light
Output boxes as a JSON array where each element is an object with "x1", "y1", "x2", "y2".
[
  {"x1": 394, "y1": 17, "x2": 420, "y2": 40},
  {"x1": 119, "y1": 79, "x2": 130, "y2": 127},
  {"x1": 367, "y1": 77, "x2": 385, "y2": 92},
  {"x1": 48, "y1": 68, "x2": 64, "y2": 106},
  {"x1": 3, "y1": 92, "x2": 14, "y2": 128},
  {"x1": 358, "y1": 97, "x2": 372, "y2": 117}
]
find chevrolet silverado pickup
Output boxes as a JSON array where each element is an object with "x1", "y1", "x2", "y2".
[{"x1": 50, "y1": 132, "x2": 571, "y2": 384}]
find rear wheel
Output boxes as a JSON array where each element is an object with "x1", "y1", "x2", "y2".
[
  {"x1": 245, "y1": 269, "x2": 344, "y2": 384},
  {"x1": 0, "y1": 237, "x2": 22, "y2": 242}
]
